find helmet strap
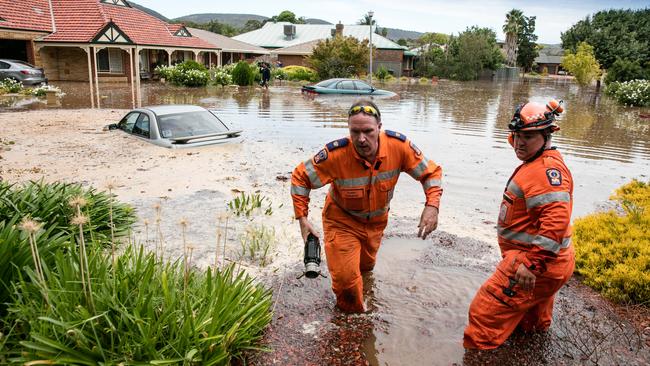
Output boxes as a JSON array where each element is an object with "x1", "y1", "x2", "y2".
[{"x1": 526, "y1": 130, "x2": 551, "y2": 163}]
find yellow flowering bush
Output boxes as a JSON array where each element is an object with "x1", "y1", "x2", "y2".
[{"x1": 573, "y1": 180, "x2": 650, "y2": 304}]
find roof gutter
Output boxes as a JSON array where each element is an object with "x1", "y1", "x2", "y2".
[{"x1": 47, "y1": 0, "x2": 56, "y2": 33}]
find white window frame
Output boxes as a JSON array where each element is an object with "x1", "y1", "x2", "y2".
[{"x1": 97, "y1": 48, "x2": 124, "y2": 74}]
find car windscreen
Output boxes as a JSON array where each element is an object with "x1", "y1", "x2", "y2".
[{"x1": 157, "y1": 110, "x2": 229, "y2": 139}]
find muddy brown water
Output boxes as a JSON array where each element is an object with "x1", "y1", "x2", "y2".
[{"x1": 2, "y1": 80, "x2": 649, "y2": 364}]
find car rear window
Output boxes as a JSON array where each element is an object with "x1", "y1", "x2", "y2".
[
  {"x1": 315, "y1": 79, "x2": 337, "y2": 88},
  {"x1": 13, "y1": 61, "x2": 36, "y2": 68},
  {"x1": 157, "y1": 110, "x2": 229, "y2": 139}
]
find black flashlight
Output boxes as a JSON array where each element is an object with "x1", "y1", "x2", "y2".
[{"x1": 298, "y1": 233, "x2": 326, "y2": 279}]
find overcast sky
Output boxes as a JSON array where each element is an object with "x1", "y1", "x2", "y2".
[{"x1": 133, "y1": 0, "x2": 649, "y2": 44}]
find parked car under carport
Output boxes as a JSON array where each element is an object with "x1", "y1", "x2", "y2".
[{"x1": 0, "y1": 59, "x2": 48, "y2": 86}]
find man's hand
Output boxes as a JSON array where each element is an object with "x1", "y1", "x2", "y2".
[
  {"x1": 515, "y1": 263, "x2": 536, "y2": 291},
  {"x1": 417, "y1": 205, "x2": 439, "y2": 240},
  {"x1": 297, "y1": 216, "x2": 320, "y2": 242}
]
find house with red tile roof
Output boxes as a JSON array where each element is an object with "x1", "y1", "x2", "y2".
[
  {"x1": 0, "y1": 0, "x2": 228, "y2": 87},
  {"x1": 1, "y1": 0, "x2": 271, "y2": 106}
]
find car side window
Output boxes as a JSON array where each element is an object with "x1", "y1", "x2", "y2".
[
  {"x1": 0, "y1": 61, "x2": 9, "y2": 70},
  {"x1": 337, "y1": 80, "x2": 355, "y2": 90},
  {"x1": 354, "y1": 81, "x2": 372, "y2": 91},
  {"x1": 118, "y1": 112, "x2": 140, "y2": 133},
  {"x1": 132, "y1": 113, "x2": 150, "y2": 138}
]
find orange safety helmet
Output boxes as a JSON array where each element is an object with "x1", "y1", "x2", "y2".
[{"x1": 509, "y1": 99, "x2": 564, "y2": 132}]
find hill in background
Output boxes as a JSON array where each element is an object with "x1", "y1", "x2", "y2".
[
  {"x1": 130, "y1": 3, "x2": 426, "y2": 41},
  {"x1": 130, "y1": 1, "x2": 169, "y2": 22},
  {"x1": 174, "y1": 13, "x2": 268, "y2": 27}
]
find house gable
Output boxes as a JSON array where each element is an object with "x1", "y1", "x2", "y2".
[
  {"x1": 100, "y1": 0, "x2": 131, "y2": 7},
  {"x1": 92, "y1": 21, "x2": 132, "y2": 44},
  {"x1": 174, "y1": 26, "x2": 191, "y2": 37}
]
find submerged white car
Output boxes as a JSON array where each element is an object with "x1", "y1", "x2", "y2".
[{"x1": 107, "y1": 105, "x2": 242, "y2": 148}]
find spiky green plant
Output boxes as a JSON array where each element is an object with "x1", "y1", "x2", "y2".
[
  {"x1": 227, "y1": 192, "x2": 273, "y2": 217},
  {"x1": 0, "y1": 181, "x2": 136, "y2": 244},
  {"x1": 0, "y1": 216, "x2": 68, "y2": 311},
  {"x1": 3, "y1": 245, "x2": 273, "y2": 364},
  {"x1": 239, "y1": 224, "x2": 275, "y2": 266}
]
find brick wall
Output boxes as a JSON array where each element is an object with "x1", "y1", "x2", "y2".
[
  {"x1": 375, "y1": 49, "x2": 403, "y2": 63},
  {"x1": 278, "y1": 54, "x2": 308, "y2": 67},
  {"x1": 38, "y1": 46, "x2": 134, "y2": 82},
  {"x1": 39, "y1": 46, "x2": 90, "y2": 81}
]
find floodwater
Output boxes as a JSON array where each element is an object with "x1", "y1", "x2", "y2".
[
  {"x1": 2, "y1": 79, "x2": 649, "y2": 365},
  {"x1": 3, "y1": 79, "x2": 647, "y2": 229}
]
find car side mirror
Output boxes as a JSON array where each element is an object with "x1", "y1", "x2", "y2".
[{"x1": 104, "y1": 123, "x2": 119, "y2": 131}]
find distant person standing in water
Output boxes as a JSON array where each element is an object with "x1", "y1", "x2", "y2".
[
  {"x1": 260, "y1": 62, "x2": 271, "y2": 89},
  {"x1": 464, "y1": 100, "x2": 575, "y2": 350}
]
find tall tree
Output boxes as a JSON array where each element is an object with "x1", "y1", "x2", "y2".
[
  {"x1": 561, "y1": 9, "x2": 650, "y2": 69},
  {"x1": 447, "y1": 26, "x2": 504, "y2": 80},
  {"x1": 270, "y1": 10, "x2": 305, "y2": 24},
  {"x1": 358, "y1": 14, "x2": 376, "y2": 26},
  {"x1": 516, "y1": 15, "x2": 539, "y2": 72},
  {"x1": 562, "y1": 42, "x2": 601, "y2": 86},
  {"x1": 308, "y1": 36, "x2": 371, "y2": 79},
  {"x1": 503, "y1": 9, "x2": 524, "y2": 67}
]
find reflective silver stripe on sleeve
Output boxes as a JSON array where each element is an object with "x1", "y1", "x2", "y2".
[
  {"x1": 507, "y1": 181, "x2": 524, "y2": 198},
  {"x1": 408, "y1": 157, "x2": 429, "y2": 180},
  {"x1": 525, "y1": 191, "x2": 571, "y2": 209},
  {"x1": 498, "y1": 226, "x2": 572, "y2": 253},
  {"x1": 423, "y1": 178, "x2": 441, "y2": 190},
  {"x1": 532, "y1": 235, "x2": 562, "y2": 253},
  {"x1": 303, "y1": 159, "x2": 324, "y2": 188},
  {"x1": 291, "y1": 185, "x2": 310, "y2": 196},
  {"x1": 497, "y1": 226, "x2": 537, "y2": 244}
]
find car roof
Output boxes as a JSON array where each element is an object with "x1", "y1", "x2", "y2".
[{"x1": 141, "y1": 105, "x2": 208, "y2": 116}]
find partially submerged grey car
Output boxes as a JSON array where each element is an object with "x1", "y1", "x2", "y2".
[{"x1": 107, "y1": 105, "x2": 242, "y2": 148}]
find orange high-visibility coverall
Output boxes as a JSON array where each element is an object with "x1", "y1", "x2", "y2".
[
  {"x1": 291, "y1": 130, "x2": 443, "y2": 312},
  {"x1": 464, "y1": 149, "x2": 575, "y2": 349}
]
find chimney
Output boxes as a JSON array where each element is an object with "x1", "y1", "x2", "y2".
[
  {"x1": 283, "y1": 24, "x2": 296, "y2": 40},
  {"x1": 335, "y1": 22, "x2": 344, "y2": 37}
]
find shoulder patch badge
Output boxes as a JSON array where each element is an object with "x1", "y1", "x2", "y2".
[
  {"x1": 409, "y1": 141, "x2": 422, "y2": 156},
  {"x1": 326, "y1": 138, "x2": 349, "y2": 152},
  {"x1": 313, "y1": 148, "x2": 328, "y2": 164},
  {"x1": 385, "y1": 130, "x2": 406, "y2": 142},
  {"x1": 546, "y1": 168, "x2": 562, "y2": 186}
]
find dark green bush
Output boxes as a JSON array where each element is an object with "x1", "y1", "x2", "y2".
[
  {"x1": 231, "y1": 61, "x2": 255, "y2": 86},
  {"x1": 375, "y1": 66, "x2": 391, "y2": 81},
  {"x1": 175, "y1": 60, "x2": 207, "y2": 73},
  {"x1": 604, "y1": 59, "x2": 648, "y2": 84},
  {"x1": 155, "y1": 61, "x2": 210, "y2": 87}
]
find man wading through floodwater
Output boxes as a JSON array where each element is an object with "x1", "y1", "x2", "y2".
[{"x1": 290, "y1": 99, "x2": 444, "y2": 312}]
